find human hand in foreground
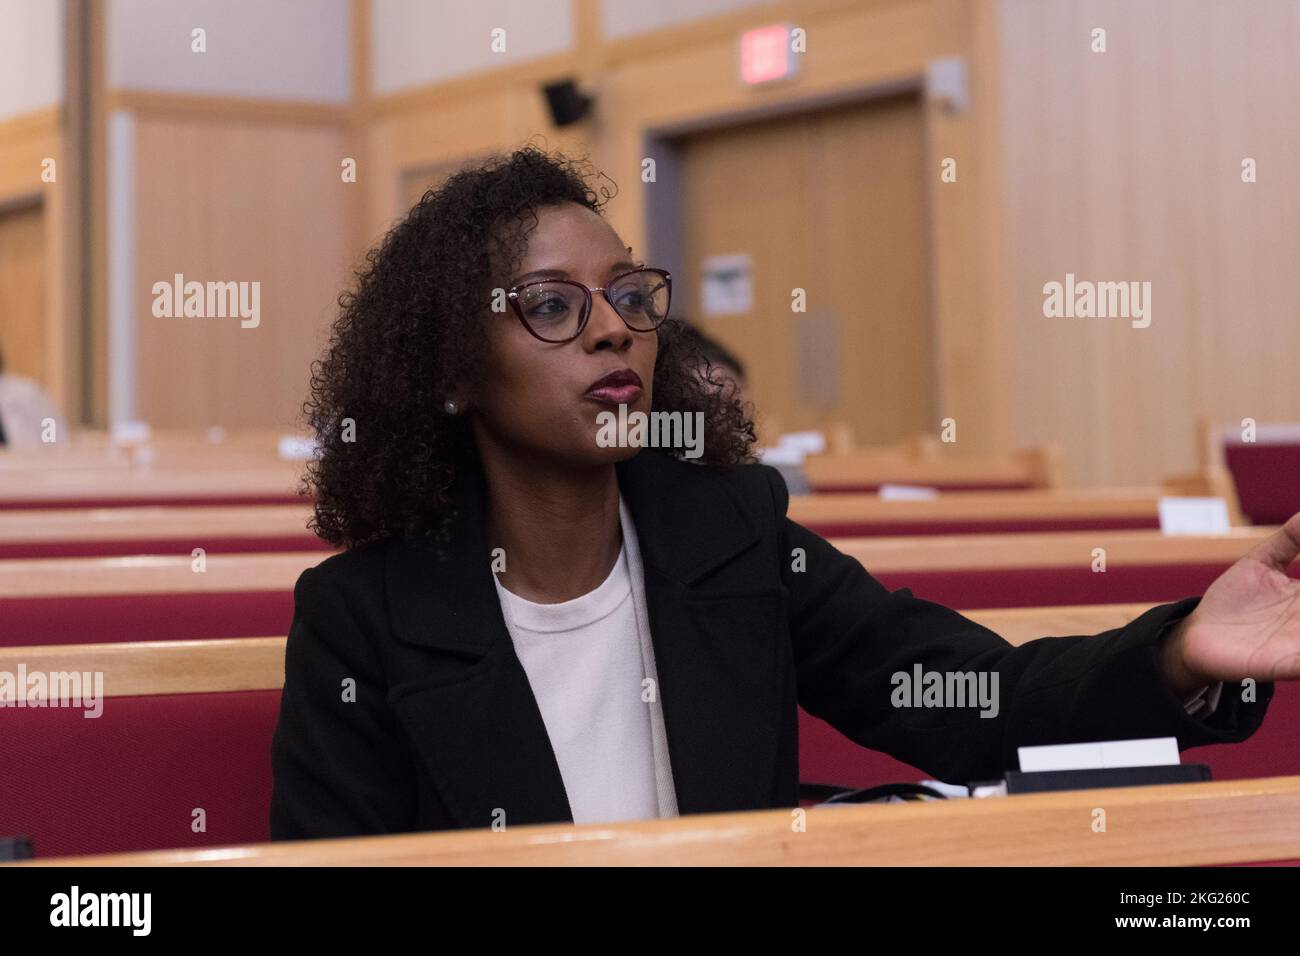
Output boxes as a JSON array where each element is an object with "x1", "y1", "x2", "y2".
[{"x1": 1162, "y1": 513, "x2": 1300, "y2": 697}]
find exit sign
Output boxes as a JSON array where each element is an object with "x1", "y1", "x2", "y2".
[{"x1": 739, "y1": 24, "x2": 797, "y2": 85}]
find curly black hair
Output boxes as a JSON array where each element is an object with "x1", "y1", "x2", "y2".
[{"x1": 303, "y1": 144, "x2": 757, "y2": 549}]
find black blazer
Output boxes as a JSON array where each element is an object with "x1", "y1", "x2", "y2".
[{"x1": 269, "y1": 450, "x2": 1271, "y2": 839}]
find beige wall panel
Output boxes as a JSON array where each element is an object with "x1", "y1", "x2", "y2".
[
  {"x1": 132, "y1": 116, "x2": 354, "y2": 429},
  {"x1": 999, "y1": 0, "x2": 1300, "y2": 485}
]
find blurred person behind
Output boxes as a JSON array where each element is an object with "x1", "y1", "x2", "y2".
[
  {"x1": 674, "y1": 323, "x2": 814, "y2": 494},
  {"x1": 674, "y1": 321, "x2": 747, "y2": 404},
  {"x1": 0, "y1": 340, "x2": 67, "y2": 447}
]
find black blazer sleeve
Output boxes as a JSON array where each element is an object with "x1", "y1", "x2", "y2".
[
  {"x1": 269, "y1": 563, "x2": 418, "y2": 839},
  {"x1": 764, "y1": 468, "x2": 1273, "y2": 784}
]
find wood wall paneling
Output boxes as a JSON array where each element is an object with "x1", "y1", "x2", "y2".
[
  {"x1": 998, "y1": 0, "x2": 1300, "y2": 485},
  {"x1": 131, "y1": 115, "x2": 353, "y2": 429}
]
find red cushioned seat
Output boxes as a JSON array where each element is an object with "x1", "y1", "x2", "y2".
[
  {"x1": 0, "y1": 591, "x2": 296, "y2": 647},
  {"x1": 1224, "y1": 443, "x2": 1300, "y2": 525},
  {"x1": 1182, "y1": 683, "x2": 1300, "y2": 781},
  {"x1": 798, "y1": 708, "x2": 928, "y2": 790},
  {"x1": 0, "y1": 690, "x2": 279, "y2": 858}
]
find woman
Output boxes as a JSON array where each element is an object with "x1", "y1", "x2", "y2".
[{"x1": 270, "y1": 146, "x2": 1296, "y2": 838}]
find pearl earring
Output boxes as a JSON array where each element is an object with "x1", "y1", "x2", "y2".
[{"x1": 443, "y1": 399, "x2": 459, "y2": 415}]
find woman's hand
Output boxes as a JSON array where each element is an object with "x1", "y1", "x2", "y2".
[{"x1": 1162, "y1": 512, "x2": 1300, "y2": 698}]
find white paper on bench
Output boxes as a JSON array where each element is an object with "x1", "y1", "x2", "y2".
[
  {"x1": 278, "y1": 435, "x2": 319, "y2": 460},
  {"x1": 758, "y1": 445, "x2": 805, "y2": 467},
  {"x1": 1017, "y1": 736, "x2": 1180, "y2": 772},
  {"x1": 1158, "y1": 496, "x2": 1230, "y2": 536},
  {"x1": 775, "y1": 430, "x2": 827, "y2": 455},
  {"x1": 110, "y1": 420, "x2": 152, "y2": 445},
  {"x1": 879, "y1": 483, "x2": 939, "y2": 500}
]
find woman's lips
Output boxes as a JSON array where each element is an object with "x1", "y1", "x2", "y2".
[
  {"x1": 585, "y1": 383, "x2": 643, "y2": 405},
  {"x1": 585, "y1": 369, "x2": 643, "y2": 405}
]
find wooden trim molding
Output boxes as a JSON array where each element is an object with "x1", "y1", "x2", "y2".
[
  {"x1": 0, "y1": 107, "x2": 61, "y2": 147},
  {"x1": 104, "y1": 91, "x2": 350, "y2": 127}
]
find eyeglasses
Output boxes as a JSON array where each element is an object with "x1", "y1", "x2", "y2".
[{"x1": 506, "y1": 267, "x2": 672, "y2": 343}]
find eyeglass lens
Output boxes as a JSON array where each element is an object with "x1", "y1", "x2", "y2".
[{"x1": 515, "y1": 270, "x2": 670, "y2": 341}]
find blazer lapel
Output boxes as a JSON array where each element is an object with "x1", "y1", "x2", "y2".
[
  {"x1": 382, "y1": 450, "x2": 786, "y2": 829},
  {"x1": 383, "y1": 463, "x2": 573, "y2": 830},
  {"x1": 616, "y1": 453, "x2": 787, "y2": 816}
]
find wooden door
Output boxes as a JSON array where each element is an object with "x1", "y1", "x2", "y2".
[{"x1": 677, "y1": 93, "x2": 932, "y2": 447}]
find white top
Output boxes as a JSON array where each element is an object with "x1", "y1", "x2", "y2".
[{"x1": 493, "y1": 497, "x2": 679, "y2": 825}]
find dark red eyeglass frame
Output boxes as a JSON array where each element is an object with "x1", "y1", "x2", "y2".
[{"x1": 505, "y1": 267, "x2": 672, "y2": 343}]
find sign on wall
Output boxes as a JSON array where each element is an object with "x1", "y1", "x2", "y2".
[{"x1": 700, "y1": 253, "x2": 753, "y2": 316}]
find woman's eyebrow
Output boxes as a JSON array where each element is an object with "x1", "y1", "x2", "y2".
[{"x1": 510, "y1": 259, "x2": 642, "y2": 286}]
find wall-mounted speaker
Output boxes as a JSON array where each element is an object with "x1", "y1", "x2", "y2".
[{"x1": 542, "y1": 78, "x2": 594, "y2": 127}]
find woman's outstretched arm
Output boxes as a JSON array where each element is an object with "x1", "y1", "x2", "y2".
[{"x1": 763, "y1": 467, "x2": 1274, "y2": 785}]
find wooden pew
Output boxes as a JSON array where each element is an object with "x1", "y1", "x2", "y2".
[
  {"x1": 0, "y1": 552, "x2": 324, "y2": 646},
  {"x1": 0, "y1": 635, "x2": 288, "y2": 696},
  {"x1": 0, "y1": 447, "x2": 299, "y2": 474},
  {"x1": 839, "y1": 527, "x2": 1292, "y2": 609},
  {"x1": 839, "y1": 527, "x2": 1272, "y2": 572},
  {"x1": 0, "y1": 636, "x2": 285, "y2": 857},
  {"x1": 16, "y1": 774, "x2": 1300, "y2": 867},
  {"x1": 1199, "y1": 418, "x2": 1300, "y2": 526},
  {"x1": 3, "y1": 527, "x2": 1282, "y2": 646},
  {"x1": 803, "y1": 443, "x2": 1066, "y2": 493},
  {"x1": 757, "y1": 418, "x2": 858, "y2": 453},
  {"x1": 788, "y1": 481, "x2": 1238, "y2": 536},
  {"x1": 794, "y1": 461, "x2": 1245, "y2": 534},
  {"x1": 0, "y1": 428, "x2": 311, "y2": 472},
  {"x1": 0, "y1": 482, "x2": 1198, "y2": 561},
  {"x1": 0, "y1": 458, "x2": 1238, "y2": 535},
  {"x1": 3, "y1": 528, "x2": 1265, "y2": 598},
  {"x1": 12, "y1": 602, "x2": 1152, "y2": 696},
  {"x1": 3, "y1": 601, "x2": 1287, "y2": 858},
  {"x1": 0, "y1": 551, "x2": 321, "y2": 597},
  {"x1": 4, "y1": 528, "x2": 1271, "y2": 646},
  {"x1": 0, "y1": 505, "x2": 323, "y2": 558},
  {"x1": 0, "y1": 463, "x2": 307, "y2": 509}
]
